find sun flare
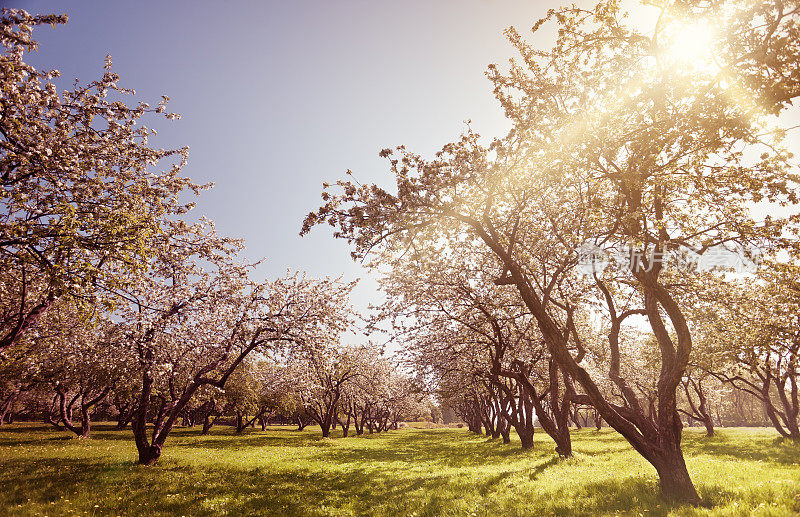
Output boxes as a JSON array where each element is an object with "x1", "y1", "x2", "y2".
[{"x1": 665, "y1": 21, "x2": 717, "y2": 72}]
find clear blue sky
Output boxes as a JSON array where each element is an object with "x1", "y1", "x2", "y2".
[{"x1": 7, "y1": 0, "x2": 569, "y2": 335}]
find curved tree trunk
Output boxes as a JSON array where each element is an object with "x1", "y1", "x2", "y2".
[
  {"x1": 519, "y1": 428, "x2": 535, "y2": 449},
  {"x1": 320, "y1": 420, "x2": 332, "y2": 437},
  {"x1": 0, "y1": 392, "x2": 18, "y2": 427},
  {"x1": 54, "y1": 387, "x2": 109, "y2": 439},
  {"x1": 338, "y1": 412, "x2": 352, "y2": 438},
  {"x1": 479, "y1": 236, "x2": 700, "y2": 503}
]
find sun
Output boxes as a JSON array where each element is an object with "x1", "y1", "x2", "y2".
[{"x1": 664, "y1": 21, "x2": 718, "y2": 73}]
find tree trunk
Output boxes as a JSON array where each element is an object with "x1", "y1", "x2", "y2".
[
  {"x1": 78, "y1": 406, "x2": 91, "y2": 439},
  {"x1": 682, "y1": 377, "x2": 715, "y2": 438},
  {"x1": 0, "y1": 391, "x2": 19, "y2": 426},
  {"x1": 647, "y1": 390, "x2": 701, "y2": 504},
  {"x1": 0, "y1": 290, "x2": 57, "y2": 353},
  {"x1": 339, "y1": 413, "x2": 351, "y2": 438},
  {"x1": 477, "y1": 228, "x2": 701, "y2": 502},
  {"x1": 500, "y1": 424, "x2": 511, "y2": 443},
  {"x1": 519, "y1": 429, "x2": 534, "y2": 449},
  {"x1": 202, "y1": 414, "x2": 220, "y2": 435},
  {"x1": 137, "y1": 444, "x2": 162, "y2": 466},
  {"x1": 54, "y1": 389, "x2": 104, "y2": 439},
  {"x1": 651, "y1": 449, "x2": 700, "y2": 504},
  {"x1": 116, "y1": 412, "x2": 133, "y2": 430},
  {"x1": 524, "y1": 361, "x2": 573, "y2": 458},
  {"x1": 133, "y1": 367, "x2": 161, "y2": 465},
  {"x1": 554, "y1": 428, "x2": 572, "y2": 457},
  {"x1": 572, "y1": 407, "x2": 583, "y2": 429}
]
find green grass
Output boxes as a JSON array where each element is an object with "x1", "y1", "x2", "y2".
[{"x1": 0, "y1": 424, "x2": 798, "y2": 516}]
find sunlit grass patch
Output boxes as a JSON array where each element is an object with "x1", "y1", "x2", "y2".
[{"x1": 0, "y1": 424, "x2": 797, "y2": 516}]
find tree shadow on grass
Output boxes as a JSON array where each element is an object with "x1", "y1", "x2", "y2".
[
  {"x1": 533, "y1": 477, "x2": 668, "y2": 516},
  {"x1": 0, "y1": 424, "x2": 57, "y2": 434},
  {"x1": 526, "y1": 476, "x2": 739, "y2": 517},
  {"x1": 86, "y1": 425, "x2": 314, "y2": 442},
  {"x1": 0, "y1": 453, "x2": 752, "y2": 517},
  {"x1": 528, "y1": 456, "x2": 563, "y2": 481},
  {"x1": 321, "y1": 431, "x2": 543, "y2": 469},
  {"x1": 680, "y1": 431, "x2": 800, "y2": 465},
  {"x1": 0, "y1": 435, "x2": 76, "y2": 447},
  {"x1": 173, "y1": 434, "x2": 339, "y2": 451},
  {"x1": 569, "y1": 446, "x2": 633, "y2": 457},
  {"x1": 0, "y1": 457, "x2": 117, "y2": 506},
  {"x1": 178, "y1": 464, "x2": 456, "y2": 516},
  {"x1": 0, "y1": 454, "x2": 460, "y2": 516},
  {"x1": 569, "y1": 430, "x2": 629, "y2": 442}
]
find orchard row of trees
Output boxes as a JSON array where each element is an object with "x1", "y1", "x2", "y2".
[
  {"x1": 0, "y1": 9, "x2": 425, "y2": 466},
  {"x1": 393, "y1": 250, "x2": 792, "y2": 444},
  {"x1": 0, "y1": 331, "x2": 426, "y2": 441},
  {"x1": 303, "y1": 0, "x2": 800, "y2": 505}
]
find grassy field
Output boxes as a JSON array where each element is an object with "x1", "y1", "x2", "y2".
[{"x1": 0, "y1": 424, "x2": 798, "y2": 516}]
